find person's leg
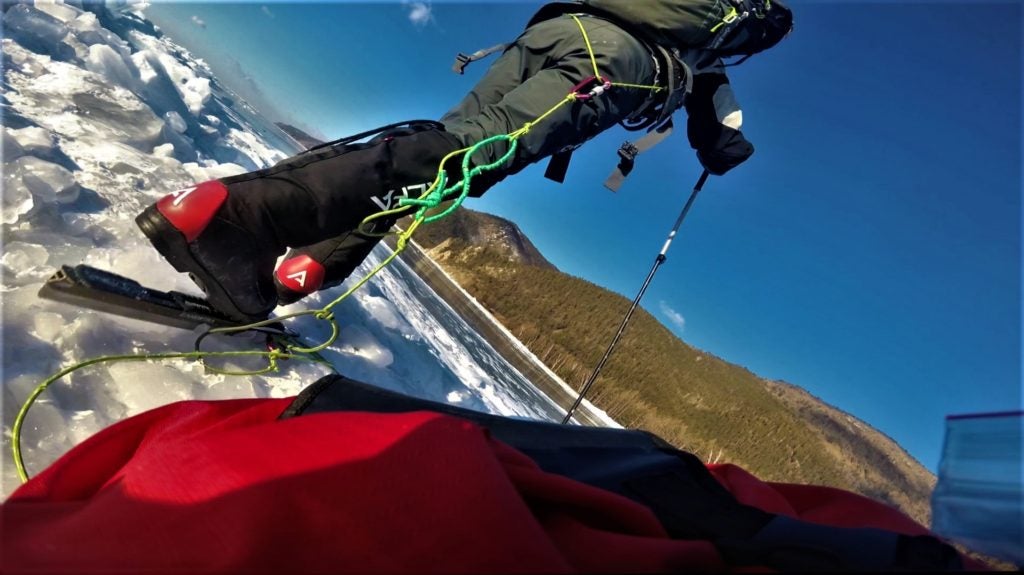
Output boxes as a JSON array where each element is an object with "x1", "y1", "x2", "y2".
[
  {"x1": 136, "y1": 122, "x2": 462, "y2": 321},
  {"x1": 275, "y1": 226, "x2": 389, "y2": 305},
  {"x1": 443, "y1": 15, "x2": 657, "y2": 176},
  {"x1": 272, "y1": 15, "x2": 656, "y2": 308}
]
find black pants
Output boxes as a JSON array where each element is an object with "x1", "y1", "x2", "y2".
[{"x1": 276, "y1": 14, "x2": 656, "y2": 293}]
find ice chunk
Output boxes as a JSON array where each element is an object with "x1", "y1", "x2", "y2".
[
  {"x1": 446, "y1": 390, "x2": 468, "y2": 404},
  {"x1": 33, "y1": 1, "x2": 85, "y2": 24},
  {"x1": 181, "y1": 161, "x2": 247, "y2": 182},
  {"x1": 3, "y1": 128, "x2": 26, "y2": 161},
  {"x1": 164, "y1": 111, "x2": 187, "y2": 134},
  {"x1": 85, "y1": 43, "x2": 138, "y2": 91},
  {"x1": 70, "y1": 10, "x2": 100, "y2": 32},
  {"x1": 194, "y1": 374, "x2": 256, "y2": 401},
  {"x1": 152, "y1": 142, "x2": 175, "y2": 157},
  {"x1": 181, "y1": 76, "x2": 212, "y2": 116},
  {"x1": 66, "y1": 409, "x2": 102, "y2": 446},
  {"x1": 160, "y1": 123, "x2": 196, "y2": 160},
  {"x1": 7, "y1": 157, "x2": 80, "y2": 206},
  {"x1": 198, "y1": 123, "x2": 219, "y2": 137},
  {"x1": 149, "y1": 51, "x2": 211, "y2": 115},
  {"x1": 70, "y1": 11, "x2": 129, "y2": 56},
  {"x1": 3, "y1": 4, "x2": 77, "y2": 62},
  {"x1": 130, "y1": 50, "x2": 158, "y2": 85},
  {"x1": 2, "y1": 169, "x2": 35, "y2": 224},
  {"x1": 8, "y1": 126, "x2": 55, "y2": 155},
  {"x1": 359, "y1": 294, "x2": 414, "y2": 335},
  {"x1": 106, "y1": 363, "x2": 199, "y2": 414},
  {"x1": 224, "y1": 127, "x2": 288, "y2": 169},
  {"x1": 1, "y1": 242, "x2": 51, "y2": 283},
  {"x1": 338, "y1": 324, "x2": 395, "y2": 369},
  {"x1": 32, "y1": 312, "x2": 67, "y2": 343},
  {"x1": 14, "y1": 400, "x2": 70, "y2": 461},
  {"x1": 68, "y1": 90, "x2": 164, "y2": 152}
]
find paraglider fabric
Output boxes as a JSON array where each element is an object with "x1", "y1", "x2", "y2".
[{"x1": 2, "y1": 397, "x2": 979, "y2": 573}]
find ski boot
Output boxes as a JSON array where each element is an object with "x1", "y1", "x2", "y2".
[{"x1": 135, "y1": 180, "x2": 281, "y2": 323}]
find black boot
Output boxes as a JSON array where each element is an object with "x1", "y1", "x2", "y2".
[
  {"x1": 136, "y1": 180, "x2": 281, "y2": 322},
  {"x1": 275, "y1": 228, "x2": 386, "y2": 305},
  {"x1": 136, "y1": 121, "x2": 466, "y2": 321}
]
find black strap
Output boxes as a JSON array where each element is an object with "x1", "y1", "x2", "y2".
[
  {"x1": 452, "y1": 43, "x2": 510, "y2": 75},
  {"x1": 544, "y1": 149, "x2": 574, "y2": 183},
  {"x1": 604, "y1": 118, "x2": 675, "y2": 192}
]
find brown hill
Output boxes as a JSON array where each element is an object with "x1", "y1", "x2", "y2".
[{"x1": 274, "y1": 122, "x2": 324, "y2": 150}]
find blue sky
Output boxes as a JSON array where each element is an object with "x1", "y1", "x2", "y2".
[{"x1": 145, "y1": 1, "x2": 1021, "y2": 472}]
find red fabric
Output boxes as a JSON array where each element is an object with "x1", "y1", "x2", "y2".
[
  {"x1": 156, "y1": 180, "x2": 228, "y2": 242},
  {"x1": 2, "y1": 398, "x2": 961, "y2": 573},
  {"x1": 706, "y1": 463, "x2": 932, "y2": 535}
]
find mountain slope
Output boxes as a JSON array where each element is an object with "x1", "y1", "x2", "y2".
[
  {"x1": 410, "y1": 208, "x2": 555, "y2": 270},
  {"x1": 275, "y1": 122, "x2": 322, "y2": 150},
  {"x1": 410, "y1": 207, "x2": 937, "y2": 525}
]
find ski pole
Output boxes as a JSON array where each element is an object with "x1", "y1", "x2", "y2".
[{"x1": 562, "y1": 169, "x2": 710, "y2": 425}]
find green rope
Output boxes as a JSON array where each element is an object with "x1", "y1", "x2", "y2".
[
  {"x1": 11, "y1": 346, "x2": 330, "y2": 482},
  {"x1": 12, "y1": 14, "x2": 663, "y2": 484},
  {"x1": 399, "y1": 135, "x2": 518, "y2": 223},
  {"x1": 10, "y1": 136, "x2": 519, "y2": 485}
]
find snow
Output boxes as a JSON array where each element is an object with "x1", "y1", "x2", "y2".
[{"x1": 1, "y1": 1, "x2": 607, "y2": 498}]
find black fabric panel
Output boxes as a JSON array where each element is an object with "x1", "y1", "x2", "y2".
[
  {"x1": 280, "y1": 375, "x2": 732, "y2": 505},
  {"x1": 279, "y1": 375, "x2": 965, "y2": 572},
  {"x1": 218, "y1": 123, "x2": 464, "y2": 250}
]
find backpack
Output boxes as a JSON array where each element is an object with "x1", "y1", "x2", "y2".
[
  {"x1": 450, "y1": 1, "x2": 794, "y2": 189},
  {"x1": 581, "y1": 0, "x2": 793, "y2": 63},
  {"x1": 457, "y1": 0, "x2": 793, "y2": 76}
]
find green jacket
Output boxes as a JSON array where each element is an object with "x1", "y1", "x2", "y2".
[
  {"x1": 582, "y1": 0, "x2": 730, "y2": 51},
  {"x1": 529, "y1": 1, "x2": 760, "y2": 175}
]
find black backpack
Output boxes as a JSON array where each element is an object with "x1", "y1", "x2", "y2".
[{"x1": 581, "y1": 0, "x2": 793, "y2": 64}]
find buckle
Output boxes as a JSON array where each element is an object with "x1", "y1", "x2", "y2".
[{"x1": 617, "y1": 142, "x2": 640, "y2": 162}]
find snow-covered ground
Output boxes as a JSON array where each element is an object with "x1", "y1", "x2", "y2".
[{"x1": 1, "y1": 1, "x2": 610, "y2": 498}]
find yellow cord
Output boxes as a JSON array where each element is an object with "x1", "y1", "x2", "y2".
[
  {"x1": 569, "y1": 14, "x2": 662, "y2": 92},
  {"x1": 711, "y1": 6, "x2": 740, "y2": 33},
  {"x1": 571, "y1": 14, "x2": 604, "y2": 80},
  {"x1": 13, "y1": 10, "x2": 671, "y2": 485}
]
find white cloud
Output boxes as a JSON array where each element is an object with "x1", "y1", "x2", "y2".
[
  {"x1": 190, "y1": 15, "x2": 206, "y2": 29},
  {"x1": 403, "y1": 1, "x2": 433, "y2": 27},
  {"x1": 659, "y1": 301, "x2": 686, "y2": 332},
  {"x1": 261, "y1": 6, "x2": 274, "y2": 19}
]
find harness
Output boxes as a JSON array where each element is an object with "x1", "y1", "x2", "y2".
[{"x1": 453, "y1": 8, "x2": 692, "y2": 192}]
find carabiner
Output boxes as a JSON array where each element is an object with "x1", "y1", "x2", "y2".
[{"x1": 571, "y1": 76, "x2": 613, "y2": 101}]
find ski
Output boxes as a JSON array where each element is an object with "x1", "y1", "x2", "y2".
[{"x1": 39, "y1": 264, "x2": 248, "y2": 331}]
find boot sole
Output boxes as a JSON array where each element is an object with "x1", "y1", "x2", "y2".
[{"x1": 136, "y1": 205, "x2": 267, "y2": 323}]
